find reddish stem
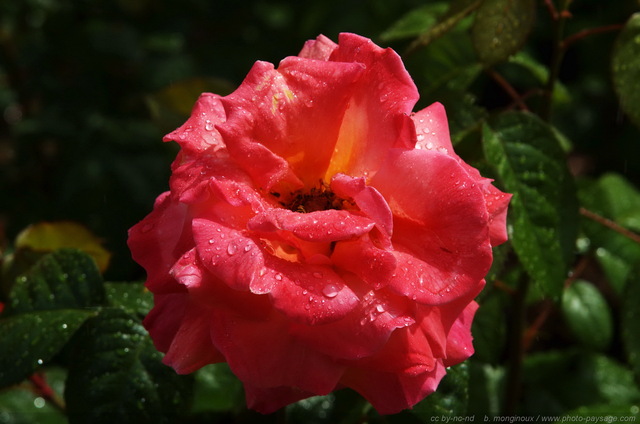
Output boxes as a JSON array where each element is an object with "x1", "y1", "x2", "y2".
[
  {"x1": 29, "y1": 373, "x2": 65, "y2": 412},
  {"x1": 580, "y1": 207, "x2": 640, "y2": 245},
  {"x1": 561, "y1": 24, "x2": 624, "y2": 51},
  {"x1": 486, "y1": 69, "x2": 530, "y2": 111}
]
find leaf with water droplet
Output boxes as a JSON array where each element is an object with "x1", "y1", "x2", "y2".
[
  {"x1": 6, "y1": 249, "x2": 106, "y2": 315},
  {"x1": 104, "y1": 282, "x2": 153, "y2": 318},
  {"x1": 471, "y1": 0, "x2": 536, "y2": 66},
  {"x1": 612, "y1": 13, "x2": 640, "y2": 128},
  {"x1": 483, "y1": 112, "x2": 578, "y2": 300},
  {"x1": 65, "y1": 308, "x2": 192, "y2": 423},
  {"x1": 0, "y1": 309, "x2": 96, "y2": 388}
]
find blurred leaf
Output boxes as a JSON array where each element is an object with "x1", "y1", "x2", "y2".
[
  {"x1": 191, "y1": 363, "x2": 244, "y2": 413},
  {"x1": 147, "y1": 77, "x2": 236, "y2": 133},
  {"x1": 6, "y1": 249, "x2": 105, "y2": 315},
  {"x1": 521, "y1": 351, "x2": 640, "y2": 416},
  {"x1": 411, "y1": 362, "x2": 469, "y2": 418},
  {"x1": 0, "y1": 309, "x2": 96, "y2": 388},
  {"x1": 0, "y1": 380, "x2": 67, "y2": 424},
  {"x1": 471, "y1": 0, "x2": 536, "y2": 66},
  {"x1": 579, "y1": 173, "x2": 640, "y2": 294},
  {"x1": 472, "y1": 293, "x2": 508, "y2": 364},
  {"x1": 65, "y1": 308, "x2": 192, "y2": 424},
  {"x1": 380, "y1": 3, "x2": 449, "y2": 42},
  {"x1": 561, "y1": 280, "x2": 613, "y2": 351},
  {"x1": 104, "y1": 282, "x2": 153, "y2": 318},
  {"x1": 483, "y1": 112, "x2": 578, "y2": 300},
  {"x1": 612, "y1": 13, "x2": 640, "y2": 128},
  {"x1": 622, "y1": 267, "x2": 640, "y2": 382},
  {"x1": 404, "y1": 0, "x2": 482, "y2": 54},
  {"x1": 467, "y1": 362, "x2": 505, "y2": 417},
  {"x1": 508, "y1": 52, "x2": 571, "y2": 106},
  {"x1": 14, "y1": 222, "x2": 111, "y2": 273}
]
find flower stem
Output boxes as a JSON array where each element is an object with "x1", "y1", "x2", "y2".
[
  {"x1": 540, "y1": 1, "x2": 570, "y2": 121},
  {"x1": 580, "y1": 207, "x2": 640, "y2": 244}
]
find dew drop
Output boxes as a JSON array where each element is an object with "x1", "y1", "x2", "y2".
[
  {"x1": 426, "y1": 142, "x2": 433, "y2": 150},
  {"x1": 204, "y1": 120, "x2": 214, "y2": 131},
  {"x1": 227, "y1": 243, "x2": 238, "y2": 256},
  {"x1": 61, "y1": 323, "x2": 68, "y2": 329},
  {"x1": 141, "y1": 222, "x2": 155, "y2": 233},
  {"x1": 376, "y1": 304, "x2": 386, "y2": 313},
  {"x1": 313, "y1": 271, "x2": 323, "y2": 279},
  {"x1": 244, "y1": 244, "x2": 253, "y2": 252},
  {"x1": 322, "y1": 283, "x2": 340, "y2": 298},
  {"x1": 274, "y1": 273, "x2": 283, "y2": 281},
  {"x1": 37, "y1": 359, "x2": 43, "y2": 365}
]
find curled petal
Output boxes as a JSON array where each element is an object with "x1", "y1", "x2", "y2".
[
  {"x1": 247, "y1": 208, "x2": 375, "y2": 243},
  {"x1": 290, "y1": 286, "x2": 414, "y2": 360},
  {"x1": 298, "y1": 34, "x2": 338, "y2": 60},
  {"x1": 127, "y1": 192, "x2": 192, "y2": 293},
  {"x1": 331, "y1": 238, "x2": 397, "y2": 289},
  {"x1": 219, "y1": 58, "x2": 364, "y2": 188},
  {"x1": 371, "y1": 149, "x2": 493, "y2": 304},
  {"x1": 412, "y1": 102, "x2": 454, "y2": 153},
  {"x1": 323, "y1": 34, "x2": 419, "y2": 179},
  {"x1": 163, "y1": 93, "x2": 227, "y2": 155},
  {"x1": 331, "y1": 173, "x2": 393, "y2": 240},
  {"x1": 192, "y1": 218, "x2": 359, "y2": 325},
  {"x1": 443, "y1": 301, "x2": 479, "y2": 367},
  {"x1": 143, "y1": 292, "x2": 224, "y2": 374}
]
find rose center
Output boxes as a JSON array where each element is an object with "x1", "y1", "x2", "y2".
[{"x1": 274, "y1": 182, "x2": 354, "y2": 213}]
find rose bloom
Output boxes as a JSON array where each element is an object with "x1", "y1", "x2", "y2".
[{"x1": 128, "y1": 33, "x2": 510, "y2": 415}]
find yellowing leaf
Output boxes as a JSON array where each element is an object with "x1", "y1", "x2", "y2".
[{"x1": 15, "y1": 222, "x2": 111, "y2": 273}]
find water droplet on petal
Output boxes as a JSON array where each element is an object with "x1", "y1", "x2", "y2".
[
  {"x1": 244, "y1": 244, "x2": 253, "y2": 252},
  {"x1": 322, "y1": 283, "x2": 340, "y2": 298},
  {"x1": 313, "y1": 271, "x2": 323, "y2": 279},
  {"x1": 274, "y1": 273, "x2": 283, "y2": 281},
  {"x1": 141, "y1": 222, "x2": 155, "y2": 233},
  {"x1": 376, "y1": 304, "x2": 386, "y2": 313},
  {"x1": 205, "y1": 120, "x2": 214, "y2": 131},
  {"x1": 227, "y1": 243, "x2": 238, "y2": 255}
]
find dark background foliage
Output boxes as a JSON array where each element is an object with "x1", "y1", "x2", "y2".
[{"x1": 1, "y1": 0, "x2": 640, "y2": 423}]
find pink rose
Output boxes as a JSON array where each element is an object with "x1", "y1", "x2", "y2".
[{"x1": 128, "y1": 33, "x2": 510, "y2": 415}]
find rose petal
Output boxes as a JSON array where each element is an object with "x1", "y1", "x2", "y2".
[
  {"x1": 412, "y1": 102, "x2": 454, "y2": 153},
  {"x1": 247, "y1": 208, "x2": 375, "y2": 243},
  {"x1": 219, "y1": 58, "x2": 364, "y2": 188},
  {"x1": 209, "y1": 310, "x2": 345, "y2": 396},
  {"x1": 244, "y1": 384, "x2": 317, "y2": 415},
  {"x1": 163, "y1": 93, "x2": 226, "y2": 154},
  {"x1": 443, "y1": 301, "x2": 479, "y2": 367},
  {"x1": 127, "y1": 192, "x2": 192, "y2": 293},
  {"x1": 192, "y1": 218, "x2": 359, "y2": 325},
  {"x1": 298, "y1": 34, "x2": 338, "y2": 60},
  {"x1": 331, "y1": 237, "x2": 397, "y2": 289},
  {"x1": 413, "y1": 102, "x2": 511, "y2": 246},
  {"x1": 370, "y1": 149, "x2": 493, "y2": 304},
  {"x1": 341, "y1": 359, "x2": 447, "y2": 415},
  {"x1": 290, "y1": 286, "x2": 414, "y2": 360},
  {"x1": 331, "y1": 173, "x2": 393, "y2": 240},
  {"x1": 143, "y1": 290, "x2": 223, "y2": 375},
  {"x1": 323, "y1": 33, "x2": 419, "y2": 179}
]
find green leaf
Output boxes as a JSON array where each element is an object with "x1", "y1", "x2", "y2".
[
  {"x1": 472, "y1": 293, "x2": 508, "y2": 364},
  {"x1": 622, "y1": 267, "x2": 640, "y2": 382},
  {"x1": 521, "y1": 351, "x2": 640, "y2": 415},
  {"x1": 7, "y1": 249, "x2": 105, "y2": 315},
  {"x1": 482, "y1": 112, "x2": 578, "y2": 300},
  {"x1": 561, "y1": 280, "x2": 613, "y2": 351},
  {"x1": 380, "y1": 3, "x2": 449, "y2": 42},
  {"x1": 612, "y1": 13, "x2": 640, "y2": 128},
  {"x1": 579, "y1": 173, "x2": 640, "y2": 294},
  {"x1": 0, "y1": 309, "x2": 96, "y2": 388},
  {"x1": 191, "y1": 363, "x2": 244, "y2": 413},
  {"x1": 411, "y1": 362, "x2": 469, "y2": 418},
  {"x1": 471, "y1": 0, "x2": 536, "y2": 66},
  {"x1": 65, "y1": 308, "x2": 192, "y2": 424},
  {"x1": 467, "y1": 362, "x2": 505, "y2": 417},
  {"x1": 104, "y1": 281, "x2": 153, "y2": 317}
]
